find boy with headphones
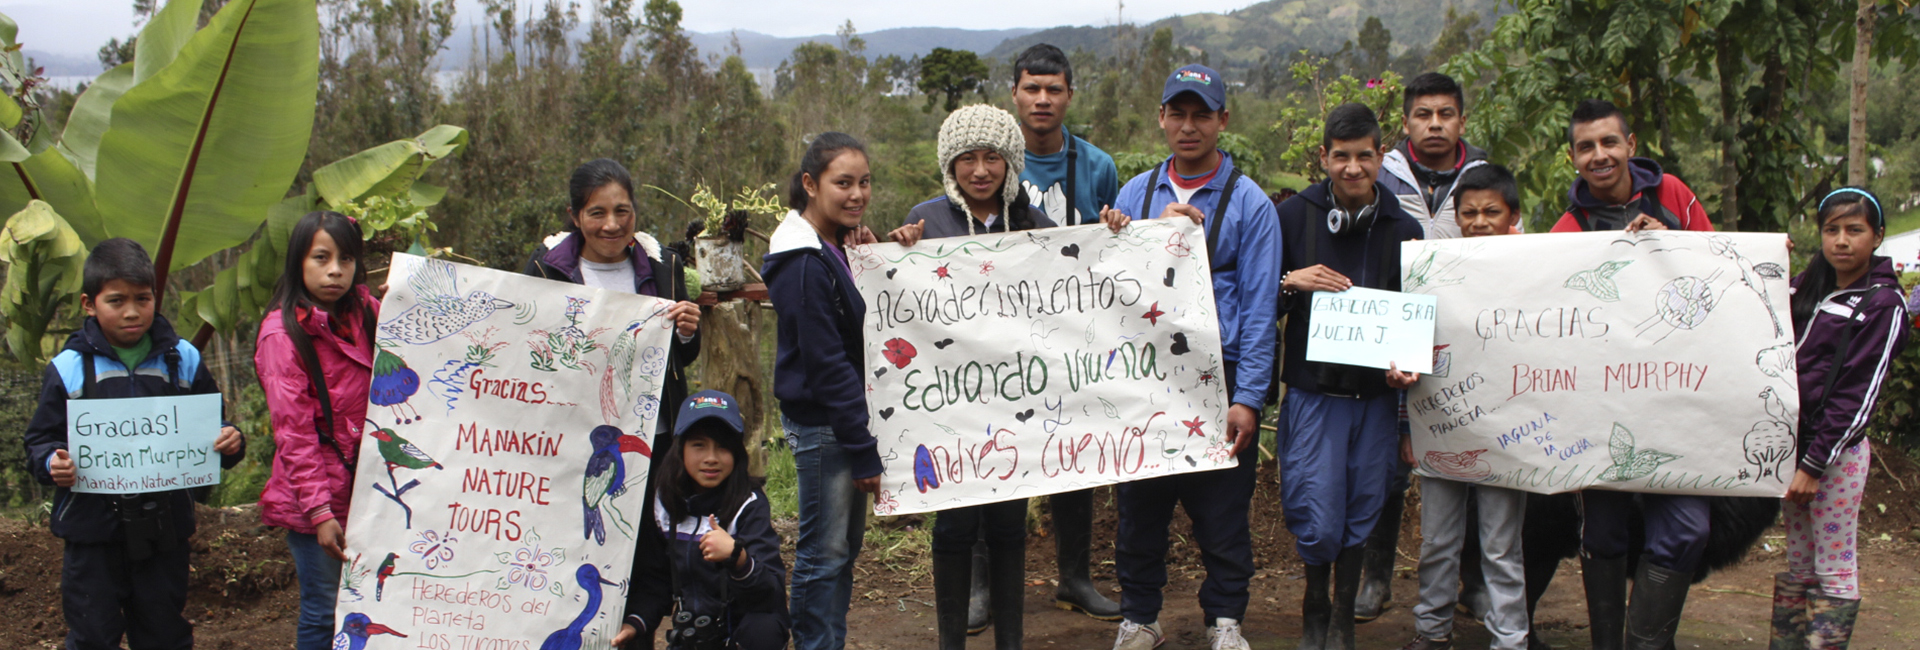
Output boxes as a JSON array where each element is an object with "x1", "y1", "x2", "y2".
[{"x1": 1273, "y1": 102, "x2": 1426, "y2": 650}]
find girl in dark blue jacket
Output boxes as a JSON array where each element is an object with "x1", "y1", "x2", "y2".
[
  {"x1": 1771, "y1": 188, "x2": 1910, "y2": 649},
  {"x1": 761, "y1": 132, "x2": 881, "y2": 650},
  {"x1": 616, "y1": 391, "x2": 787, "y2": 649}
]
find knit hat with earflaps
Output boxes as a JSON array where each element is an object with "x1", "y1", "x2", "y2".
[{"x1": 937, "y1": 104, "x2": 1026, "y2": 234}]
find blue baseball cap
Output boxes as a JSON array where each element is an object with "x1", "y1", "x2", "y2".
[
  {"x1": 673, "y1": 390, "x2": 747, "y2": 438},
  {"x1": 1162, "y1": 64, "x2": 1226, "y2": 111}
]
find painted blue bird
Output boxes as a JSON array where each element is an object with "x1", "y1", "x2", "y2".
[
  {"x1": 539, "y1": 564, "x2": 621, "y2": 650},
  {"x1": 583, "y1": 424, "x2": 651, "y2": 545},
  {"x1": 379, "y1": 257, "x2": 515, "y2": 345},
  {"x1": 333, "y1": 612, "x2": 406, "y2": 650}
]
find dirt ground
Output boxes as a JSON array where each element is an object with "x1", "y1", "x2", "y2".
[{"x1": 5, "y1": 452, "x2": 1920, "y2": 649}]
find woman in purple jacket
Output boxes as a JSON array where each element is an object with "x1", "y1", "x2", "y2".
[{"x1": 1771, "y1": 187, "x2": 1910, "y2": 650}]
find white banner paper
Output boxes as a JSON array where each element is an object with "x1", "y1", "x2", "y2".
[
  {"x1": 1304, "y1": 286, "x2": 1438, "y2": 373},
  {"x1": 1402, "y1": 231, "x2": 1795, "y2": 497},
  {"x1": 335, "y1": 254, "x2": 675, "y2": 648},
  {"x1": 850, "y1": 220, "x2": 1236, "y2": 516}
]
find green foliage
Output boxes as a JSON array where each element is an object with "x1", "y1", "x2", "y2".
[
  {"x1": 1268, "y1": 52, "x2": 1402, "y2": 183},
  {"x1": 0, "y1": 201, "x2": 84, "y2": 366},
  {"x1": 917, "y1": 47, "x2": 988, "y2": 113}
]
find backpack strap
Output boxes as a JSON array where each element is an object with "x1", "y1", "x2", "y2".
[
  {"x1": 80, "y1": 352, "x2": 97, "y2": 398},
  {"x1": 1812, "y1": 286, "x2": 1886, "y2": 424},
  {"x1": 1139, "y1": 162, "x2": 1161, "y2": 223},
  {"x1": 292, "y1": 323, "x2": 355, "y2": 475},
  {"x1": 163, "y1": 346, "x2": 182, "y2": 392},
  {"x1": 1064, "y1": 135, "x2": 1079, "y2": 225},
  {"x1": 1206, "y1": 170, "x2": 1243, "y2": 272}
]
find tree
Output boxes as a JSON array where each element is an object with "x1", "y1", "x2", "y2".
[
  {"x1": 1424, "y1": 6, "x2": 1484, "y2": 71},
  {"x1": 1357, "y1": 16, "x2": 1392, "y2": 76},
  {"x1": 918, "y1": 47, "x2": 988, "y2": 113},
  {"x1": 1851, "y1": 0, "x2": 1876, "y2": 186}
]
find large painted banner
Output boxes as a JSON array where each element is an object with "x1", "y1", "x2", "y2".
[
  {"x1": 335, "y1": 254, "x2": 675, "y2": 649},
  {"x1": 849, "y1": 220, "x2": 1235, "y2": 516},
  {"x1": 1401, "y1": 231, "x2": 1795, "y2": 497}
]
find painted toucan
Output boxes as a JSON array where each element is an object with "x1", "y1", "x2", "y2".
[
  {"x1": 334, "y1": 612, "x2": 406, "y2": 650},
  {"x1": 582, "y1": 425, "x2": 650, "y2": 545}
]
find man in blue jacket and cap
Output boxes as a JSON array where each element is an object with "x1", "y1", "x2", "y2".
[{"x1": 1097, "y1": 63, "x2": 1281, "y2": 650}]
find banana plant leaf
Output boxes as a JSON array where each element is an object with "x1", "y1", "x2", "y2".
[
  {"x1": 182, "y1": 189, "x2": 311, "y2": 335},
  {"x1": 312, "y1": 124, "x2": 469, "y2": 208},
  {"x1": 56, "y1": 62, "x2": 135, "y2": 181},
  {"x1": 0, "y1": 148, "x2": 109, "y2": 244},
  {"x1": 94, "y1": 0, "x2": 319, "y2": 278},
  {"x1": 133, "y1": 0, "x2": 204, "y2": 85},
  {"x1": 0, "y1": 201, "x2": 85, "y2": 365}
]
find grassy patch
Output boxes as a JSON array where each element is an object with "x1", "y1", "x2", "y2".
[
  {"x1": 1888, "y1": 205, "x2": 1920, "y2": 237},
  {"x1": 764, "y1": 437, "x2": 798, "y2": 521}
]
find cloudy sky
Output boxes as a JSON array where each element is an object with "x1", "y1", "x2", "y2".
[{"x1": 5, "y1": 0, "x2": 1256, "y2": 59}]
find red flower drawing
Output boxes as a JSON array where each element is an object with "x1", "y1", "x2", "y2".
[
  {"x1": 1143, "y1": 302, "x2": 1165, "y2": 326},
  {"x1": 881, "y1": 338, "x2": 919, "y2": 368}
]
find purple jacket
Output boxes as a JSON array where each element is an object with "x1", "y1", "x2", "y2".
[{"x1": 1793, "y1": 257, "x2": 1910, "y2": 476}]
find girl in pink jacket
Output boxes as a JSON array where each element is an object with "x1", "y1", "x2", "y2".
[{"x1": 255, "y1": 211, "x2": 379, "y2": 650}]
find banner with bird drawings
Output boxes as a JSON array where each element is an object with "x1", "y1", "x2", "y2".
[
  {"x1": 334, "y1": 253, "x2": 675, "y2": 650},
  {"x1": 849, "y1": 220, "x2": 1235, "y2": 516},
  {"x1": 1400, "y1": 231, "x2": 1795, "y2": 498}
]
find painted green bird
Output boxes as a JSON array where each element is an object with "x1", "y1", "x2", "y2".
[
  {"x1": 367, "y1": 426, "x2": 442, "y2": 528},
  {"x1": 375, "y1": 552, "x2": 398, "y2": 602}
]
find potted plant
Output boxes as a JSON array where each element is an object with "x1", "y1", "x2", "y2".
[{"x1": 656, "y1": 183, "x2": 783, "y2": 293}]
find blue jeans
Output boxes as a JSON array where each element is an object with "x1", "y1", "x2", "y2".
[
  {"x1": 1277, "y1": 389, "x2": 1400, "y2": 565},
  {"x1": 784, "y1": 415, "x2": 866, "y2": 650},
  {"x1": 286, "y1": 531, "x2": 342, "y2": 650}
]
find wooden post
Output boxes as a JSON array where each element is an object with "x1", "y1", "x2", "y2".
[{"x1": 698, "y1": 297, "x2": 769, "y2": 478}]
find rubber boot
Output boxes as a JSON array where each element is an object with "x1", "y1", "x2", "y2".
[
  {"x1": 934, "y1": 550, "x2": 973, "y2": 650},
  {"x1": 1355, "y1": 490, "x2": 1404, "y2": 622},
  {"x1": 1805, "y1": 589, "x2": 1859, "y2": 650},
  {"x1": 1769, "y1": 573, "x2": 1812, "y2": 650},
  {"x1": 1051, "y1": 490, "x2": 1122, "y2": 620},
  {"x1": 989, "y1": 542, "x2": 1027, "y2": 650},
  {"x1": 1623, "y1": 562, "x2": 1691, "y2": 650},
  {"x1": 1332, "y1": 545, "x2": 1364, "y2": 650},
  {"x1": 1581, "y1": 554, "x2": 1628, "y2": 650},
  {"x1": 1524, "y1": 538, "x2": 1558, "y2": 650},
  {"x1": 1300, "y1": 563, "x2": 1332, "y2": 650},
  {"x1": 967, "y1": 540, "x2": 991, "y2": 634}
]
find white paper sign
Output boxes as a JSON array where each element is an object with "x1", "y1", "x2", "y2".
[
  {"x1": 1304, "y1": 286, "x2": 1438, "y2": 373},
  {"x1": 849, "y1": 220, "x2": 1237, "y2": 516},
  {"x1": 334, "y1": 254, "x2": 675, "y2": 648},
  {"x1": 1401, "y1": 231, "x2": 1795, "y2": 497},
  {"x1": 69, "y1": 393, "x2": 222, "y2": 494}
]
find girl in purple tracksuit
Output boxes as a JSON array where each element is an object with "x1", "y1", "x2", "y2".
[{"x1": 1772, "y1": 187, "x2": 1909, "y2": 649}]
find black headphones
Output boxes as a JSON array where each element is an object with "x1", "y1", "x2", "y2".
[{"x1": 1327, "y1": 196, "x2": 1379, "y2": 236}]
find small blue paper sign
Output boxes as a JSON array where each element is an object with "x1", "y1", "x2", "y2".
[
  {"x1": 1304, "y1": 286, "x2": 1439, "y2": 374},
  {"x1": 68, "y1": 393, "x2": 222, "y2": 494}
]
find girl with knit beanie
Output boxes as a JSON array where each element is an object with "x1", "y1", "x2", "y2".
[{"x1": 888, "y1": 104, "x2": 1055, "y2": 650}]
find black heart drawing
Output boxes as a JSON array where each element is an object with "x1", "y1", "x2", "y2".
[
  {"x1": 874, "y1": 367, "x2": 887, "y2": 378},
  {"x1": 1169, "y1": 332, "x2": 1190, "y2": 355},
  {"x1": 1164, "y1": 268, "x2": 1176, "y2": 287},
  {"x1": 934, "y1": 338, "x2": 955, "y2": 349},
  {"x1": 1015, "y1": 409, "x2": 1035, "y2": 423},
  {"x1": 1060, "y1": 244, "x2": 1080, "y2": 258},
  {"x1": 886, "y1": 268, "x2": 897, "y2": 279},
  {"x1": 878, "y1": 407, "x2": 895, "y2": 420}
]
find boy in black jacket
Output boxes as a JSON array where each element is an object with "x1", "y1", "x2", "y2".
[{"x1": 24, "y1": 238, "x2": 245, "y2": 650}]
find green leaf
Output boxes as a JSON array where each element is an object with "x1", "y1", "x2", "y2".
[
  {"x1": 94, "y1": 0, "x2": 320, "y2": 274},
  {"x1": 312, "y1": 125, "x2": 469, "y2": 208},
  {"x1": 56, "y1": 62, "x2": 135, "y2": 180},
  {"x1": 0, "y1": 200, "x2": 85, "y2": 365},
  {"x1": 0, "y1": 148, "x2": 108, "y2": 244},
  {"x1": 187, "y1": 191, "x2": 312, "y2": 335},
  {"x1": 1608, "y1": 422, "x2": 1636, "y2": 466},
  {"x1": 134, "y1": 0, "x2": 204, "y2": 85},
  {"x1": 0, "y1": 128, "x2": 27, "y2": 163},
  {"x1": 0, "y1": 95, "x2": 20, "y2": 130}
]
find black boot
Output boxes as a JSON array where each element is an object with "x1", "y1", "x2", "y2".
[
  {"x1": 934, "y1": 550, "x2": 973, "y2": 650},
  {"x1": 1582, "y1": 554, "x2": 1628, "y2": 650},
  {"x1": 989, "y1": 542, "x2": 1027, "y2": 650},
  {"x1": 1332, "y1": 545, "x2": 1364, "y2": 650},
  {"x1": 1356, "y1": 490, "x2": 1404, "y2": 622},
  {"x1": 1051, "y1": 490, "x2": 1122, "y2": 620},
  {"x1": 968, "y1": 540, "x2": 991, "y2": 634},
  {"x1": 1624, "y1": 563, "x2": 1691, "y2": 650},
  {"x1": 1300, "y1": 563, "x2": 1332, "y2": 650}
]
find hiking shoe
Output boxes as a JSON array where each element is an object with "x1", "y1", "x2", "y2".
[
  {"x1": 1399, "y1": 636, "x2": 1453, "y2": 650},
  {"x1": 1113, "y1": 620, "x2": 1165, "y2": 650},
  {"x1": 1208, "y1": 618, "x2": 1252, "y2": 650}
]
